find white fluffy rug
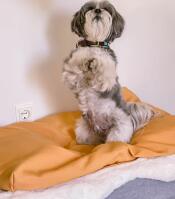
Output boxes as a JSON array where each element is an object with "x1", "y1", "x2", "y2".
[{"x1": 1, "y1": 154, "x2": 175, "y2": 199}]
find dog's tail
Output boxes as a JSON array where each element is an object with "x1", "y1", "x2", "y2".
[{"x1": 127, "y1": 103, "x2": 156, "y2": 131}]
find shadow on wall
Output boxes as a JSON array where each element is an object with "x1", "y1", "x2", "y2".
[{"x1": 29, "y1": 13, "x2": 79, "y2": 114}]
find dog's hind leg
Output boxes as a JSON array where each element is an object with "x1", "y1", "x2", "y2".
[
  {"x1": 106, "y1": 108, "x2": 134, "y2": 143},
  {"x1": 75, "y1": 117, "x2": 104, "y2": 145}
]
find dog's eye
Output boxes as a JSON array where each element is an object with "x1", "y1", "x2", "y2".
[
  {"x1": 103, "y1": 8, "x2": 108, "y2": 11},
  {"x1": 88, "y1": 6, "x2": 94, "y2": 10},
  {"x1": 103, "y1": 8, "x2": 111, "y2": 14}
]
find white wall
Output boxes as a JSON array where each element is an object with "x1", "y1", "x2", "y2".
[{"x1": 0, "y1": 0, "x2": 174, "y2": 125}]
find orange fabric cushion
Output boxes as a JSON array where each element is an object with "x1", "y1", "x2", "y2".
[{"x1": 0, "y1": 87, "x2": 175, "y2": 191}]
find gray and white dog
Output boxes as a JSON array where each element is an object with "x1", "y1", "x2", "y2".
[{"x1": 62, "y1": 0, "x2": 155, "y2": 145}]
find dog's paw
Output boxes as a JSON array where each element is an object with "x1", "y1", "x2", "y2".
[
  {"x1": 106, "y1": 130, "x2": 132, "y2": 143},
  {"x1": 81, "y1": 58, "x2": 116, "y2": 91},
  {"x1": 81, "y1": 58, "x2": 101, "y2": 85},
  {"x1": 82, "y1": 58, "x2": 102, "y2": 73},
  {"x1": 92, "y1": 76, "x2": 116, "y2": 92},
  {"x1": 63, "y1": 62, "x2": 86, "y2": 92}
]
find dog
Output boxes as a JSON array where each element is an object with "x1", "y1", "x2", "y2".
[{"x1": 62, "y1": 0, "x2": 155, "y2": 145}]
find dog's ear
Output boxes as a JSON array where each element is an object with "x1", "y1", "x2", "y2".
[
  {"x1": 71, "y1": 9, "x2": 86, "y2": 38},
  {"x1": 107, "y1": 7, "x2": 125, "y2": 42}
]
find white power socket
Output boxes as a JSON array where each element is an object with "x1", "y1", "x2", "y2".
[{"x1": 15, "y1": 103, "x2": 33, "y2": 122}]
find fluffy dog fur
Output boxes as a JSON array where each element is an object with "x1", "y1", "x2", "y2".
[{"x1": 62, "y1": 1, "x2": 155, "y2": 145}]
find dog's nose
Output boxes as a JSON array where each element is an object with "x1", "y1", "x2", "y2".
[{"x1": 95, "y1": 9, "x2": 101, "y2": 14}]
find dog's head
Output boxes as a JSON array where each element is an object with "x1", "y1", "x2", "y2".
[{"x1": 71, "y1": 1, "x2": 125, "y2": 43}]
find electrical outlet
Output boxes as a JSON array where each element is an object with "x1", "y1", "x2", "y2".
[{"x1": 15, "y1": 103, "x2": 33, "y2": 122}]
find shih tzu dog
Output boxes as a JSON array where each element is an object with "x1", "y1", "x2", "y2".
[{"x1": 62, "y1": 1, "x2": 155, "y2": 145}]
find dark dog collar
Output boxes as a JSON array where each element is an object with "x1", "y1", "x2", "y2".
[{"x1": 76, "y1": 40, "x2": 110, "y2": 49}]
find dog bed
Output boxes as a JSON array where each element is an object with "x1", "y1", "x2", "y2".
[
  {"x1": 1, "y1": 155, "x2": 175, "y2": 199},
  {"x1": 0, "y1": 88, "x2": 175, "y2": 192}
]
